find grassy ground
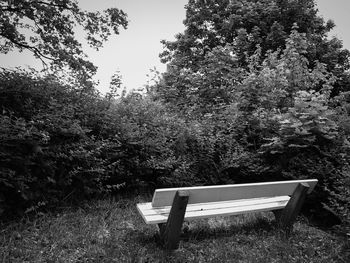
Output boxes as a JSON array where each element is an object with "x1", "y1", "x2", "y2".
[{"x1": 0, "y1": 195, "x2": 349, "y2": 263}]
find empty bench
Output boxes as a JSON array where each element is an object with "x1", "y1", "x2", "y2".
[{"x1": 137, "y1": 179, "x2": 318, "y2": 249}]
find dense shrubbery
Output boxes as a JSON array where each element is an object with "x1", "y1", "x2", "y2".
[
  {"x1": 153, "y1": 11, "x2": 350, "y2": 223},
  {"x1": 1, "y1": 0, "x2": 349, "y2": 227},
  {"x1": 0, "y1": 61, "x2": 349, "y2": 224},
  {"x1": 0, "y1": 69, "x2": 108, "y2": 216},
  {"x1": 0, "y1": 69, "x2": 206, "y2": 217},
  {"x1": 1, "y1": 31, "x2": 349, "y2": 223}
]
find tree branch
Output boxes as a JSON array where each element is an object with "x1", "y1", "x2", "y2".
[{"x1": 2, "y1": 34, "x2": 57, "y2": 68}]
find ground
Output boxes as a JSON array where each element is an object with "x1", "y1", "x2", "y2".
[{"x1": 0, "y1": 195, "x2": 349, "y2": 262}]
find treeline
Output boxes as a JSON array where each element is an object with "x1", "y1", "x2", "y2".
[{"x1": 0, "y1": 0, "x2": 349, "y2": 225}]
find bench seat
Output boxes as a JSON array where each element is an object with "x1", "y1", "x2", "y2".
[{"x1": 137, "y1": 195, "x2": 290, "y2": 224}]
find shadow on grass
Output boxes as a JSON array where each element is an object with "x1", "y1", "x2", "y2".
[
  {"x1": 133, "y1": 215, "x2": 279, "y2": 249},
  {"x1": 181, "y1": 217, "x2": 275, "y2": 242},
  {"x1": 134, "y1": 230, "x2": 160, "y2": 246}
]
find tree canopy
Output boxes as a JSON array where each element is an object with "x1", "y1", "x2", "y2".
[
  {"x1": 156, "y1": 0, "x2": 350, "y2": 109},
  {"x1": 0, "y1": 0, "x2": 128, "y2": 76}
]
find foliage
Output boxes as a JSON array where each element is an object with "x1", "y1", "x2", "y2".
[
  {"x1": 158, "y1": 0, "x2": 350, "y2": 109},
  {"x1": 0, "y1": 0, "x2": 128, "y2": 76},
  {"x1": 0, "y1": 69, "x2": 110, "y2": 216},
  {"x1": 261, "y1": 90, "x2": 338, "y2": 154},
  {"x1": 152, "y1": 1, "x2": 350, "y2": 223},
  {"x1": 1, "y1": 0, "x2": 349, "y2": 228},
  {"x1": 100, "y1": 94, "x2": 193, "y2": 188},
  {"x1": 0, "y1": 68, "x2": 202, "y2": 217},
  {"x1": 155, "y1": 43, "x2": 245, "y2": 114}
]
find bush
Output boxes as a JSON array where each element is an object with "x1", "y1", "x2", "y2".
[
  {"x1": 0, "y1": 69, "x2": 112, "y2": 217},
  {"x1": 0, "y1": 69, "x2": 198, "y2": 217}
]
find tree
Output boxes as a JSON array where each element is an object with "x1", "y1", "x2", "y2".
[
  {"x1": 156, "y1": 0, "x2": 350, "y2": 109},
  {"x1": 106, "y1": 70, "x2": 125, "y2": 101},
  {"x1": 155, "y1": 43, "x2": 246, "y2": 115},
  {"x1": 0, "y1": 0, "x2": 128, "y2": 77}
]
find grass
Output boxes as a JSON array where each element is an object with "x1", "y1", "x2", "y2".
[{"x1": 0, "y1": 195, "x2": 349, "y2": 263}]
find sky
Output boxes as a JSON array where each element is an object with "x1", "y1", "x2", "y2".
[
  {"x1": 79, "y1": 0, "x2": 188, "y2": 93},
  {"x1": 0, "y1": 0, "x2": 349, "y2": 94}
]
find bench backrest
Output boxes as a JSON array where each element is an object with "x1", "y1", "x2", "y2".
[{"x1": 151, "y1": 179, "x2": 318, "y2": 207}]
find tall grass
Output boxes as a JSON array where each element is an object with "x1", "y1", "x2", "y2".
[{"x1": 1, "y1": 195, "x2": 349, "y2": 263}]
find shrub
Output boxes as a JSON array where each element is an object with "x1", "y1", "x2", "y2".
[{"x1": 0, "y1": 69, "x2": 112, "y2": 217}]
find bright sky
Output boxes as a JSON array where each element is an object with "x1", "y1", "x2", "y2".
[
  {"x1": 80, "y1": 0, "x2": 188, "y2": 93},
  {"x1": 317, "y1": 0, "x2": 350, "y2": 48},
  {"x1": 0, "y1": 0, "x2": 349, "y2": 94}
]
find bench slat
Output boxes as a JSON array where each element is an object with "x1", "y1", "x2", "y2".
[
  {"x1": 140, "y1": 196, "x2": 290, "y2": 216},
  {"x1": 137, "y1": 196, "x2": 290, "y2": 224},
  {"x1": 151, "y1": 179, "x2": 317, "y2": 207}
]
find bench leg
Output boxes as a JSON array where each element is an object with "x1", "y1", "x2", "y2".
[
  {"x1": 159, "y1": 190, "x2": 189, "y2": 250},
  {"x1": 273, "y1": 209, "x2": 282, "y2": 221},
  {"x1": 277, "y1": 182, "x2": 310, "y2": 233}
]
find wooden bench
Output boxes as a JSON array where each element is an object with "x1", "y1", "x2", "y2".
[{"x1": 137, "y1": 179, "x2": 318, "y2": 249}]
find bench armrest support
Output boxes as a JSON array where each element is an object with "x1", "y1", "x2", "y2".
[
  {"x1": 159, "y1": 190, "x2": 189, "y2": 250},
  {"x1": 278, "y1": 182, "x2": 310, "y2": 232}
]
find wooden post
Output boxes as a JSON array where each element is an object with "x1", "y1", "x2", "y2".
[
  {"x1": 158, "y1": 190, "x2": 189, "y2": 250},
  {"x1": 273, "y1": 209, "x2": 282, "y2": 221},
  {"x1": 278, "y1": 182, "x2": 310, "y2": 232}
]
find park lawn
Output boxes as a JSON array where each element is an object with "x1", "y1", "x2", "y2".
[{"x1": 0, "y1": 195, "x2": 349, "y2": 263}]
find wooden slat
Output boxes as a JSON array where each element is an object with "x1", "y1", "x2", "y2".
[
  {"x1": 137, "y1": 196, "x2": 290, "y2": 224},
  {"x1": 140, "y1": 196, "x2": 290, "y2": 216},
  {"x1": 151, "y1": 179, "x2": 317, "y2": 207}
]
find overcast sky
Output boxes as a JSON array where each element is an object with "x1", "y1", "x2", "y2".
[{"x1": 0, "y1": 0, "x2": 349, "y2": 94}]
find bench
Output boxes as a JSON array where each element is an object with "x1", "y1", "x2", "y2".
[{"x1": 137, "y1": 179, "x2": 318, "y2": 249}]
